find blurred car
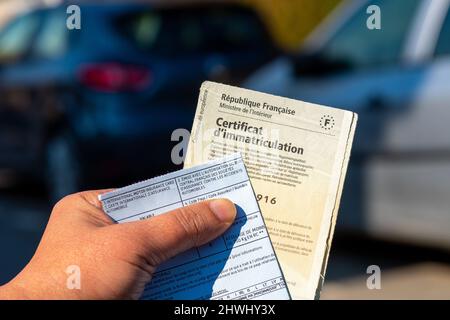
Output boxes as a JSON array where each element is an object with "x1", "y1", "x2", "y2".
[
  {"x1": 245, "y1": 0, "x2": 450, "y2": 248},
  {"x1": 0, "y1": 1, "x2": 277, "y2": 202}
]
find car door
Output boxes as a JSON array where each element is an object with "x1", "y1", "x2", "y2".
[
  {"x1": 372, "y1": 5, "x2": 450, "y2": 246},
  {"x1": 353, "y1": 6, "x2": 450, "y2": 247}
]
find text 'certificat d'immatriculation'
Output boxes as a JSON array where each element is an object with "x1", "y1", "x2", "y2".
[{"x1": 99, "y1": 153, "x2": 290, "y2": 300}]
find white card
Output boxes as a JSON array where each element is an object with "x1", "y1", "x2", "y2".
[{"x1": 99, "y1": 153, "x2": 290, "y2": 300}]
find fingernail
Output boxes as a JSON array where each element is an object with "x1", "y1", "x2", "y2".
[{"x1": 209, "y1": 199, "x2": 237, "y2": 223}]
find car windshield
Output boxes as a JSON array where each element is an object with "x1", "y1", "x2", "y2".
[
  {"x1": 115, "y1": 5, "x2": 270, "y2": 56},
  {"x1": 0, "y1": 12, "x2": 41, "y2": 63},
  {"x1": 319, "y1": 0, "x2": 421, "y2": 70},
  {"x1": 32, "y1": 9, "x2": 70, "y2": 59},
  {"x1": 434, "y1": 9, "x2": 450, "y2": 57}
]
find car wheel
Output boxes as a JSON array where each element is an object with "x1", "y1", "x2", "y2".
[{"x1": 45, "y1": 134, "x2": 81, "y2": 204}]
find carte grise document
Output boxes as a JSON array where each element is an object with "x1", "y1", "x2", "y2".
[{"x1": 184, "y1": 81, "x2": 358, "y2": 299}]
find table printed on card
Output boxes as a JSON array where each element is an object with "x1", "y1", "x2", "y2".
[{"x1": 99, "y1": 153, "x2": 290, "y2": 300}]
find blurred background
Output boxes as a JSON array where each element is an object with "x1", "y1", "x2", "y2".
[{"x1": 0, "y1": 0, "x2": 449, "y2": 299}]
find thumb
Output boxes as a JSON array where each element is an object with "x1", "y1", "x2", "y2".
[{"x1": 122, "y1": 199, "x2": 237, "y2": 265}]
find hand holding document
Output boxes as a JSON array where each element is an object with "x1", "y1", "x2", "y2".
[
  {"x1": 100, "y1": 81, "x2": 357, "y2": 300},
  {"x1": 100, "y1": 153, "x2": 290, "y2": 300}
]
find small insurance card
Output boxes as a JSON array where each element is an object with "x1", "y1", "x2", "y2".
[{"x1": 99, "y1": 153, "x2": 290, "y2": 300}]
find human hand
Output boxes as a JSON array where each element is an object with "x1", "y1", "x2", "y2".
[{"x1": 0, "y1": 190, "x2": 236, "y2": 299}]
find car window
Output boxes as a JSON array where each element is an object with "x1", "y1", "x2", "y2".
[
  {"x1": 0, "y1": 12, "x2": 41, "y2": 63},
  {"x1": 32, "y1": 9, "x2": 70, "y2": 59},
  {"x1": 320, "y1": 0, "x2": 421, "y2": 70},
  {"x1": 435, "y1": 10, "x2": 450, "y2": 57},
  {"x1": 115, "y1": 6, "x2": 271, "y2": 56}
]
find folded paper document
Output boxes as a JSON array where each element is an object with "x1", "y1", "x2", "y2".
[
  {"x1": 99, "y1": 153, "x2": 290, "y2": 300},
  {"x1": 184, "y1": 81, "x2": 358, "y2": 299}
]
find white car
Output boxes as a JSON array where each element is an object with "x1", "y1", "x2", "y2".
[{"x1": 245, "y1": 0, "x2": 450, "y2": 248}]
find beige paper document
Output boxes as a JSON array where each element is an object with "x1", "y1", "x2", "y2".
[{"x1": 184, "y1": 81, "x2": 357, "y2": 299}]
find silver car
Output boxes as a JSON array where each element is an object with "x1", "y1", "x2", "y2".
[{"x1": 245, "y1": 0, "x2": 450, "y2": 248}]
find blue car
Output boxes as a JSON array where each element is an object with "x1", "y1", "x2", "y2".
[{"x1": 0, "y1": 2, "x2": 277, "y2": 201}]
